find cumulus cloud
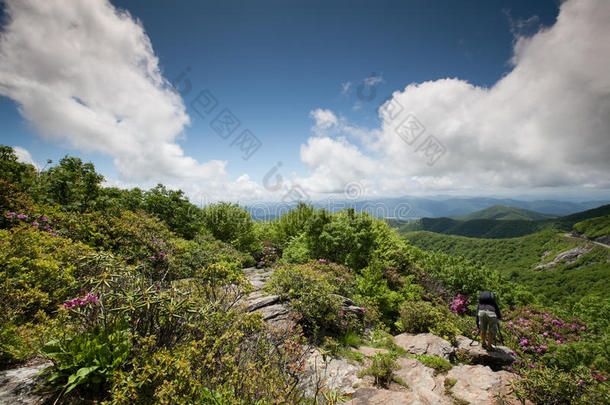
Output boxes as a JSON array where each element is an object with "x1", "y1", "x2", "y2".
[
  {"x1": 300, "y1": 0, "x2": 610, "y2": 196},
  {"x1": 12, "y1": 146, "x2": 39, "y2": 170},
  {"x1": 0, "y1": 0, "x2": 263, "y2": 200},
  {"x1": 309, "y1": 108, "x2": 339, "y2": 134},
  {"x1": 298, "y1": 136, "x2": 378, "y2": 194}
]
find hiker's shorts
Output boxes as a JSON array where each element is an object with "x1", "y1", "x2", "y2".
[{"x1": 478, "y1": 310, "x2": 498, "y2": 334}]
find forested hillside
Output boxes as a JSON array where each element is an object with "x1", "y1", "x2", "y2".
[
  {"x1": 573, "y1": 215, "x2": 610, "y2": 244},
  {"x1": 1, "y1": 146, "x2": 608, "y2": 404},
  {"x1": 449, "y1": 205, "x2": 557, "y2": 221},
  {"x1": 397, "y1": 204, "x2": 610, "y2": 238},
  {"x1": 403, "y1": 230, "x2": 610, "y2": 305}
]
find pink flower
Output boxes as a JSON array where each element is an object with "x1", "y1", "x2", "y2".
[
  {"x1": 6, "y1": 212, "x2": 16, "y2": 219},
  {"x1": 31, "y1": 221, "x2": 39, "y2": 226},
  {"x1": 17, "y1": 213, "x2": 27, "y2": 219}
]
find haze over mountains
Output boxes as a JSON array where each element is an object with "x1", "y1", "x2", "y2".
[
  {"x1": 449, "y1": 205, "x2": 557, "y2": 221},
  {"x1": 246, "y1": 196, "x2": 609, "y2": 221}
]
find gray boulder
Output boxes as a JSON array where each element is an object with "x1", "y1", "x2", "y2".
[
  {"x1": 455, "y1": 335, "x2": 516, "y2": 370},
  {"x1": 394, "y1": 333, "x2": 454, "y2": 360}
]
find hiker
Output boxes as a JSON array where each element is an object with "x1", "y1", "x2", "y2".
[{"x1": 476, "y1": 291, "x2": 501, "y2": 350}]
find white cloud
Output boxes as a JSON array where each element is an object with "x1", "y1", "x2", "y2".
[
  {"x1": 300, "y1": 0, "x2": 610, "y2": 197},
  {"x1": 298, "y1": 136, "x2": 378, "y2": 194},
  {"x1": 12, "y1": 146, "x2": 39, "y2": 170},
  {"x1": 341, "y1": 81, "x2": 351, "y2": 95},
  {"x1": 309, "y1": 108, "x2": 339, "y2": 134},
  {"x1": 0, "y1": 0, "x2": 264, "y2": 201},
  {"x1": 363, "y1": 74, "x2": 383, "y2": 87}
]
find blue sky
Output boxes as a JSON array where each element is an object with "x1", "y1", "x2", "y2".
[{"x1": 1, "y1": 0, "x2": 608, "y2": 202}]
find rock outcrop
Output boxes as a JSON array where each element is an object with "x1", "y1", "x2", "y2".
[
  {"x1": 301, "y1": 349, "x2": 363, "y2": 398},
  {"x1": 535, "y1": 245, "x2": 592, "y2": 269},
  {"x1": 242, "y1": 267, "x2": 365, "y2": 328},
  {"x1": 242, "y1": 267, "x2": 293, "y2": 327},
  {"x1": 394, "y1": 333, "x2": 455, "y2": 359},
  {"x1": 0, "y1": 361, "x2": 51, "y2": 405},
  {"x1": 347, "y1": 356, "x2": 526, "y2": 405},
  {"x1": 455, "y1": 335, "x2": 516, "y2": 370},
  {"x1": 447, "y1": 365, "x2": 527, "y2": 405}
]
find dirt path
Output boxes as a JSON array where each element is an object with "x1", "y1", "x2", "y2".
[{"x1": 563, "y1": 233, "x2": 610, "y2": 249}]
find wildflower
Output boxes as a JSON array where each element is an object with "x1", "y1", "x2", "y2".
[
  {"x1": 520, "y1": 338, "x2": 528, "y2": 346},
  {"x1": 6, "y1": 211, "x2": 16, "y2": 219},
  {"x1": 40, "y1": 216, "x2": 49, "y2": 222},
  {"x1": 31, "y1": 221, "x2": 40, "y2": 226},
  {"x1": 17, "y1": 213, "x2": 27, "y2": 219},
  {"x1": 361, "y1": 306, "x2": 366, "y2": 313},
  {"x1": 591, "y1": 373, "x2": 607, "y2": 382}
]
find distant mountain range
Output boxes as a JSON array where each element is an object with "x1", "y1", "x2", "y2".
[
  {"x1": 449, "y1": 205, "x2": 556, "y2": 221},
  {"x1": 394, "y1": 204, "x2": 610, "y2": 239},
  {"x1": 245, "y1": 196, "x2": 609, "y2": 221}
]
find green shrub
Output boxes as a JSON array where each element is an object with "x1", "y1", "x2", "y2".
[
  {"x1": 511, "y1": 365, "x2": 606, "y2": 405},
  {"x1": 359, "y1": 353, "x2": 399, "y2": 387},
  {"x1": 339, "y1": 331, "x2": 362, "y2": 348},
  {"x1": 355, "y1": 262, "x2": 423, "y2": 327},
  {"x1": 266, "y1": 262, "x2": 364, "y2": 339},
  {"x1": 41, "y1": 325, "x2": 131, "y2": 397},
  {"x1": 542, "y1": 337, "x2": 610, "y2": 374},
  {"x1": 0, "y1": 226, "x2": 96, "y2": 323},
  {"x1": 170, "y1": 234, "x2": 254, "y2": 280},
  {"x1": 570, "y1": 295, "x2": 610, "y2": 335},
  {"x1": 0, "y1": 311, "x2": 68, "y2": 366},
  {"x1": 304, "y1": 209, "x2": 377, "y2": 271},
  {"x1": 35, "y1": 155, "x2": 104, "y2": 213},
  {"x1": 270, "y1": 202, "x2": 315, "y2": 249},
  {"x1": 397, "y1": 300, "x2": 461, "y2": 343},
  {"x1": 201, "y1": 202, "x2": 257, "y2": 253},
  {"x1": 282, "y1": 233, "x2": 311, "y2": 264},
  {"x1": 106, "y1": 319, "x2": 307, "y2": 404},
  {"x1": 410, "y1": 354, "x2": 452, "y2": 375}
]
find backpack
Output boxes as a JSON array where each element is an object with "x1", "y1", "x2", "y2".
[{"x1": 478, "y1": 291, "x2": 496, "y2": 305}]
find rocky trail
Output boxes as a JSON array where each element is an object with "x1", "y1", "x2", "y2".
[
  {"x1": 242, "y1": 267, "x2": 528, "y2": 405},
  {"x1": 1, "y1": 267, "x2": 528, "y2": 404}
]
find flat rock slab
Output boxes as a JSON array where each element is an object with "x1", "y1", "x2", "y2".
[
  {"x1": 456, "y1": 336, "x2": 516, "y2": 370},
  {"x1": 394, "y1": 333, "x2": 454, "y2": 360},
  {"x1": 301, "y1": 349, "x2": 363, "y2": 398},
  {"x1": 351, "y1": 347, "x2": 389, "y2": 357},
  {"x1": 256, "y1": 303, "x2": 290, "y2": 321},
  {"x1": 447, "y1": 365, "x2": 524, "y2": 405},
  {"x1": 394, "y1": 357, "x2": 452, "y2": 404},
  {"x1": 245, "y1": 294, "x2": 280, "y2": 312},
  {"x1": 0, "y1": 361, "x2": 51, "y2": 405}
]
